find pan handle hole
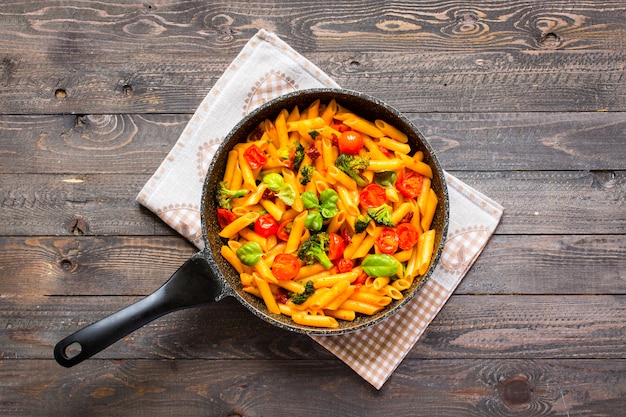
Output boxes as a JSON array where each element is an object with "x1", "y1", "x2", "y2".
[{"x1": 64, "y1": 342, "x2": 82, "y2": 359}]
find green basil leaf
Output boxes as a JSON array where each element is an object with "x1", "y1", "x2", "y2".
[
  {"x1": 277, "y1": 183, "x2": 296, "y2": 205},
  {"x1": 320, "y1": 188, "x2": 339, "y2": 204},
  {"x1": 320, "y1": 201, "x2": 338, "y2": 219},
  {"x1": 374, "y1": 171, "x2": 398, "y2": 187},
  {"x1": 361, "y1": 254, "x2": 401, "y2": 277},
  {"x1": 304, "y1": 212, "x2": 323, "y2": 232},
  {"x1": 301, "y1": 191, "x2": 319, "y2": 210},
  {"x1": 262, "y1": 173, "x2": 284, "y2": 191},
  {"x1": 236, "y1": 242, "x2": 263, "y2": 266}
]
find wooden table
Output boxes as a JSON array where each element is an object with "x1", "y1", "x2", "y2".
[{"x1": 1, "y1": 1, "x2": 625, "y2": 416}]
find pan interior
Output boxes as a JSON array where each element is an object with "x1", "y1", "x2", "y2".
[{"x1": 201, "y1": 89, "x2": 449, "y2": 335}]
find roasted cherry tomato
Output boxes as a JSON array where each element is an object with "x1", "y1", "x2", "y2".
[
  {"x1": 243, "y1": 144, "x2": 268, "y2": 169},
  {"x1": 354, "y1": 271, "x2": 368, "y2": 286},
  {"x1": 378, "y1": 145, "x2": 393, "y2": 157},
  {"x1": 375, "y1": 227, "x2": 399, "y2": 255},
  {"x1": 328, "y1": 232, "x2": 345, "y2": 261},
  {"x1": 272, "y1": 253, "x2": 301, "y2": 280},
  {"x1": 276, "y1": 219, "x2": 293, "y2": 241},
  {"x1": 335, "y1": 257, "x2": 354, "y2": 273},
  {"x1": 254, "y1": 213, "x2": 278, "y2": 237},
  {"x1": 330, "y1": 121, "x2": 351, "y2": 132},
  {"x1": 359, "y1": 183, "x2": 387, "y2": 209},
  {"x1": 338, "y1": 130, "x2": 364, "y2": 154},
  {"x1": 216, "y1": 208, "x2": 236, "y2": 229},
  {"x1": 395, "y1": 169, "x2": 424, "y2": 199},
  {"x1": 396, "y1": 223, "x2": 420, "y2": 251}
]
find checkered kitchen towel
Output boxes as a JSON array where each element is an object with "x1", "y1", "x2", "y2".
[{"x1": 137, "y1": 29, "x2": 503, "y2": 389}]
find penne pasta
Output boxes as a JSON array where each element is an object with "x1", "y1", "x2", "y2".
[
  {"x1": 214, "y1": 98, "x2": 441, "y2": 329},
  {"x1": 374, "y1": 119, "x2": 409, "y2": 143},
  {"x1": 292, "y1": 312, "x2": 339, "y2": 328},
  {"x1": 218, "y1": 212, "x2": 259, "y2": 239},
  {"x1": 254, "y1": 274, "x2": 280, "y2": 314},
  {"x1": 377, "y1": 136, "x2": 411, "y2": 154}
]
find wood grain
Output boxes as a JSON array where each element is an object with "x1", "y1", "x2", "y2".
[
  {"x1": 0, "y1": 1, "x2": 625, "y2": 113},
  {"x1": 1, "y1": 112, "x2": 625, "y2": 174},
  {"x1": 2, "y1": 295, "x2": 624, "y2": 360},
  {"x1": 1, "y1": 1, "x2": 624, "y2": 53},
  {"x1": 0, "y1": 359, "x2": 623, "y2": 416},
  {"x1": 1, "y1": 50, "x2": 624, "y2": 114}
]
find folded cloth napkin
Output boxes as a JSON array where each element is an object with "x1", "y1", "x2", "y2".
[{"x1": 137, "y1": 29, "x2": 503, "y2": 389}]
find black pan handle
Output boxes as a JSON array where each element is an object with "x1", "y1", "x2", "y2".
[{"x1": 54, "y1": 251, "x2": 230, "y2": 367}]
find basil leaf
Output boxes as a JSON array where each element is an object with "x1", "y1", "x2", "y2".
[
  {"x1": 262, "y1": 173, "x2": 284, "y2": 191},
  {"x1": 304, "y1": 212, "x2": 323, "y2": 232},
  {"x1": 236, "y1": 242, "x2": 263, "y2": 266},
  {"x1": 320, "y1": 201, "x2": 338, "y2": 219},
  {"x1": 361, "y1": 254, "x2": 401, "y2": 277},
  {"x1": 374, "y1": 171, "x2": 397, "y2": 187},
  {"x1": 301, "y1": 191, "x2": 319, "y2": 210},
  {"x1": 320, "y1": 188, "x2": 339, "y2": 204},
  {"x1": 277, "y1": 183, "x2": 296, "y2": 205}
]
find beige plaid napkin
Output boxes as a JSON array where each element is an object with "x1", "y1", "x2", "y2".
[{"x1": 137, "y1": 29, "x2": 503, "y2": 389}]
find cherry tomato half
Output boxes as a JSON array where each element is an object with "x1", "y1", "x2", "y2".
[
  {"x1": 254, "y1": 213, "x2": 278, "y2": 237},
  {"x1": 334, "y1": 257, "x2": 354, "y2": 273},
  {"x1": 359, "y1": 184, "x2": 387, "y2": 209},
  {"x1": 328, "y1": 232, "x2": 345, "y2": 261},
  {"x1": 338, "y1": 130, "x2": 364, "y2": 155},
  {"x1": 396, "y1": 223, "x2": 420, "y2": 251},
  {"x1": 375, "y1": 227, "x2": 399, "y2": 255},
  {"x1": 272, "y1": 254, "x2": 301, "y2": 280},
  {"x1": 243, "y1": 144, "x2": 268, "y2": 170},
  {"x1": 396, "y1": 169, "x2": 424, "y2": 199},
  {"x1": 217, "y1": 208, "x2": 236, "y2": 229}
]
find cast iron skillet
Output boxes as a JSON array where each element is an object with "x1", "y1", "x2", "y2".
[{"x1": 54, "y1": 88, "x2": 449, "y2": 367}]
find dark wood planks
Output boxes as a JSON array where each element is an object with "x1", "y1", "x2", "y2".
[
  {"x1": 1, "y1": 112, "x2": 625, "y2": 174},
  {"x1": 1, "y1": 51, "x2": 624, "y2": 114},
  {"x1": 1, "y1": 235, "x2": 624, "y2": 296},
  {"x1": 2, "y1": 295, "x2": 624, "y2": 360},
  {"x1": 0, "y1": 359, "x2": 624, "y2": 416},
  {"x1": 0, "y1": 1, "x2": 625, "y2": 113}
]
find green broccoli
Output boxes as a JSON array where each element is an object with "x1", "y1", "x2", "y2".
[
  {"x1": 354, "y1": 214, "x2": 372, "y2": 234},
  {"x1": 367, "y1": 204, "x2": 394, "y2": 227},
  {"x1": 334, "y1": 153, "x2": 369, "y2": 187},
  {"x1": 297, "y1": 232, "x2": 333, "y2": 269},
  {"x1": 291, "y1": 141, "x2": 305, "y2": 172},
  {"x1": 291, "y1": 280, "x2": 315, "y2": 305},
  {"x1": 299, "y1": 165, "x2": 315, "y2": 185},
  {"x1": 216, "y1": 181, "x2": 249, "y2": 209},
  {"x1": 277, "y1": 141, "x2": 305, "y2": 172}
]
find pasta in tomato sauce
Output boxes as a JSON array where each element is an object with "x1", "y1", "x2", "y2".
[{"x1": 215, "y1": 98, "x2": 438, "y2": 328}]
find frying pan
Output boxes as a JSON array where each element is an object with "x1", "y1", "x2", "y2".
[{"x1": 54, "y1": 88, "x2": 449, "y2": 367}]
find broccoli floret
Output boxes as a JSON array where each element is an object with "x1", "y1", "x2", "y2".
[
  {"x1": 334, "y1": 153, "x2": 369, "y2": 187},
  {"x1": 291, "y1": 141, "x2": 305, "y2": 172},
  {"x1": 354, "y1": 214, "x2": 372, "y2": 234},
  {"x1": 291, "y1": 280, "x2": 315, "y2": 305},
  {"x1": 299, "y1": 165, "x2": 315, "y2": 185},
  {"x1": 367, "y1": 204, "x2": 394, "y2": 227},
  {"x1": 297, "y1": 232, "x2": 333, "y2": 269},
  {"x1": 216, "y1": 181, "x2": 249, "y2": 209}
]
